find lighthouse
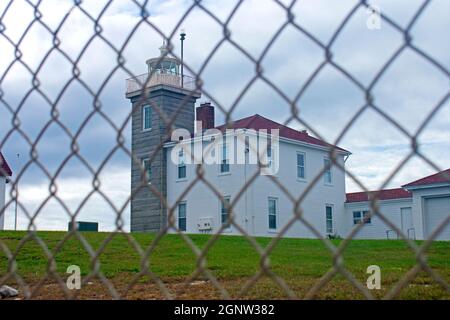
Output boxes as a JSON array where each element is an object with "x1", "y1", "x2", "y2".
[{"x1": 126, "y1": 40, "x2": 201, "y2": 232}]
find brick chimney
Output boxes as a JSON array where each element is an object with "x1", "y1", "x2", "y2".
[{"x1": 196, "y1": 102, "x2": 215, "y2": 131}]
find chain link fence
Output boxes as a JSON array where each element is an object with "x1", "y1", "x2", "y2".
[{"x1": 0, "y1": 0, "x2": 449, "y2": 299}]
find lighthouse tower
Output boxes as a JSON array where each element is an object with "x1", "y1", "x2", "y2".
[{"x1": 126, "y1": 42, "x2": 201, "y2": 232}]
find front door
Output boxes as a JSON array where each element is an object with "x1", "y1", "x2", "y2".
[{"x1": 401, "y1": 207, "x2": 414, "y2": 239}]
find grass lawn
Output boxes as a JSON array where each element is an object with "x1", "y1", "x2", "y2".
[{"x1": 0, "y1": 231, "x2": 449, "y2": 299}]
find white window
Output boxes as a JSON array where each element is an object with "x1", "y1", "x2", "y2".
[
  {"x1": 142, "y1": 105, "x2": 152, "y2": 130},
  {"x1": 324, "y1": 158, "x2": 332, "y2": 184},
  {"x1": 221, "y1": 196, "x2": 231, "y2": 227},
  {"x1": 268, "y1": 198, "x2": 277, "y2": 230},
  {"x1": 326, "y1": 205, "x2": 333, "y2": 234},
  {"x1": 142, "y1": 158, "x2": 151, "y2": 184},
  {"x1": 177, "y1": 149, "x2": 186, "y2": 179},
  {"x1": 297, "y1": 152, "x2": 305, "y2": 179},
  {"x1": 220, "y1": 143, "x2": 230, "y2": 173},
  {"x1": 178, "y1": 202, "x2": 187, "y2": 231},
  {"x1": 353, "y1": 210, "x2": 371, "y2": 224}
]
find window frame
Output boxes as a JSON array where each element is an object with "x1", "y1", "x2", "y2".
[
  {"x1": 323, "y1": 157, "x2": 333, "y2": 185},
  {"x1": 178, "y1": 202, "x2": 187, "y2": 232},
  {"x1": 353, "y1": 211, "x2": 362, "y2": 225},
  {"x1": 142, "y1": 158, "x2": 152, "y2": 184},
  {"x1": 353, "y1": 210, "x2": 372, "y2": 225},
  {"x1": 220, "y1": 196, "x2": 232, "y2": 230},
  {"x1": 142, "y1": 104, "x2": 152, "y2": 131},
  {"x1": 326, "y1": 204, "x2": 333, "y2": 234},
  {"x1": 219, "y1": 143, "x2": 230, "y2": 174},
  {"x1": 363, "y1": 211, "x2": 372, "y2": 224},
  {"x1": 268, "y1": 197, "x2": 278, "y2": 231},
  {"x1": 296, "y1": 151, "x2": 306, "y2": 180},
  {"x1": 266, "y1": 146, "x2": 276, "y2": 171},
  {"x1": 177, "y1": 148, "x2": 187, "y2": 180}
]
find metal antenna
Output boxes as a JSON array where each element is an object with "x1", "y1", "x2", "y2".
[{"x1": 180, "y1": 28, "x2": 186, "y2": 88}]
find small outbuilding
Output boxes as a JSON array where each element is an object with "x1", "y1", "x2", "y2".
[
  {"x1": 403, "y1": 169, "x2": 450, "y2": 241},
  {"x1": 68, "y1": 221, "x2": 99, "y2": 232},
  {"x1": 345, "y1": 169, "x2": 450, "y2": 240}
]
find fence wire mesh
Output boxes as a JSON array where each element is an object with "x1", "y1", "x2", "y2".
[{"x1": 0, "y1": 0, "x2": 449, "y2": 300}]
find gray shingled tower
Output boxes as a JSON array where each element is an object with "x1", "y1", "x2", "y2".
[{"x1": 126, "y1": 42, "x2": 200, "y2": 232}]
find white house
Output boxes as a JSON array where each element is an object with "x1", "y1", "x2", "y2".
[
  {"x1": 165, "y1": 110, "x2": 351, "y2": 238},
  {"x1": 0, "y1": 152, "x2": 12, "y2": 230}
]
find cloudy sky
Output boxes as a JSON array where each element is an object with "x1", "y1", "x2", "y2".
[{"x1": 0, "y1": 0, "x2": 449, "y2": 231}]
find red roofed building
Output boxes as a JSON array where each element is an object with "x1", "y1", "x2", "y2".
[
  {"x1": 344, "y1": 169, "x2": 450, "y2": 241},
  {"x1": 1, "y1": 152, "x2": 12, "y2": 230},
  {"x1": 402, "y1": 169, "x2": 450, "y2": 241}
]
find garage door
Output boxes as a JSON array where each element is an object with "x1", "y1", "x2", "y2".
[{"x1": 424, "y1": 196, "x2": 450, "y2": 240}]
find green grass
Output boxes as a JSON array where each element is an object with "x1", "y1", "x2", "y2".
[{"x1": 0, "y1": 231, "x2": 449, "y2": 299}]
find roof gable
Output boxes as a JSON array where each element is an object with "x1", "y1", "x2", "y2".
[
  {"x1": 215, "y1": 114, "x2": 349, "y2": 153},
  {"x1": 0, "y1": 152, "x2": 12, "y2": 177},
  {"x1": 403, "y1": 169, "x2": 450, "y2": 188}
]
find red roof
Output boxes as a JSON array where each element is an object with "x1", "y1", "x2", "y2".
[
  {"x1": 0, "y1": 152, "x2": 12, "y2": 177},
  {"x1": 346, "y1": 188, "x2": 411, "y2": 203},
  {"x1": 403, "y1": 168, "x2": 450, "y2": 188},
  {"x1": 215, "y1": 114, "x2": 349, "y2": 153}
]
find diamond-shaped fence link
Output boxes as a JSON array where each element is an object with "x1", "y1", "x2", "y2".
[{"x1": 0, "y1": 0, "x2": 449, "y2": 300}]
